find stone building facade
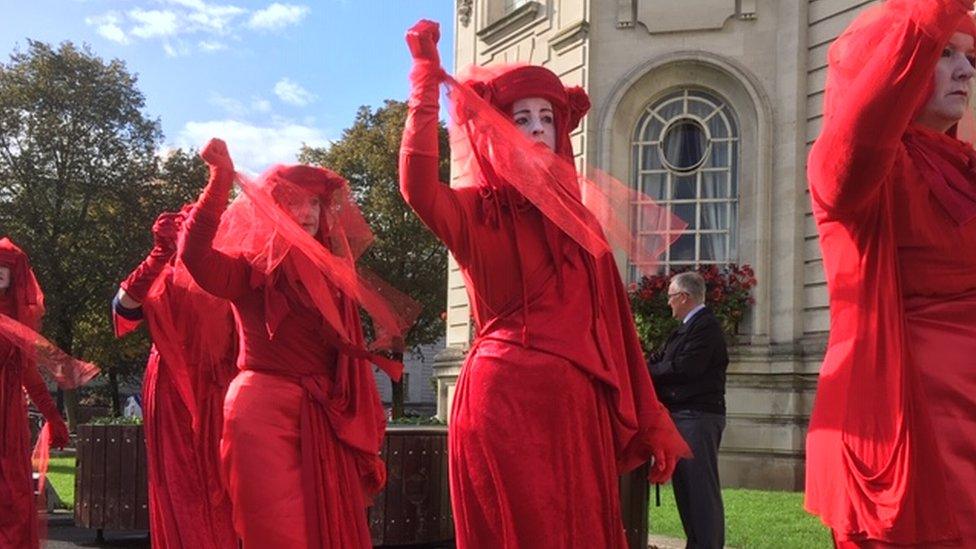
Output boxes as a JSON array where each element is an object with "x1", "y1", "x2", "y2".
[{"x1": 433, "y1": 0, "x2": 876, "y2": 490}]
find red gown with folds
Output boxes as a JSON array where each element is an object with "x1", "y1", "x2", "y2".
[
  {"x1": 806, "y1": 0, "x2": 976, "y2": 545},
  {"x1": 181, "y1": 201, "x2": 387, "y2": 549},
  {"x1": 400, "y1": 74, "x2": 688, "y2": 548},
  {"x1": 0, "y1": 294, "x2": 40, "y2": 549},
  {"x1": 114, "y1": 264, "x2": 238, "y2": 549}
]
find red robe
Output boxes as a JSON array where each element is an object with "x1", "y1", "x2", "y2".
[
  {"x1": 114, "y1": 263, "x2": 238, "y2": 549},
  {"x1": 0, "y1": 295, "x2": 40, "y2": 549},
  {"x1": 806, "y1": 0, "x2": 976, "y2": 545},
  {"x1": 181, "y1": 201, "x2": 387, "y2": 549},
  {"x1": 400, "y1": 79, "x2": 688, "y2": 548}
]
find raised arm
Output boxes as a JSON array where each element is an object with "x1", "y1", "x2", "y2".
[
  {"x1": 809, "y1": 0, "x2": 973, "y2": 217},
  {"x1": 400, "y1": 20, "x2": 470, "y2": 259},
  {"x1": 113, "y1": 212, "x2": 180, "y2": 337},
  {"x1": 23, "y1": 362, "x2": 69, "y2": 448},
  {"x1": 179, "y1": 138, "x2": 251, "y2": 300}
]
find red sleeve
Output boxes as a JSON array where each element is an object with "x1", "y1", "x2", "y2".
[
  {"x1": 399, "y1": 60, "x2": 470, "y2": 261},
  {"x1": 808, "y1": 0, "x2": 973, "y2": 218},
  {"x1": 180, "y1": 205, "x2": 251, "y2": 300}
]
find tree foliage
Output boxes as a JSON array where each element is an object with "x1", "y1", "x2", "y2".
[
  {"x1": 300, "y1": 100, "x2": 450, "y2": 349},
  {"x1": 0, "y1": 40, "x2": 205, "y2": 416}
]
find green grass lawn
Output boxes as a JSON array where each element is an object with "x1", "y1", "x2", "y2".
[
  {"x1": 47, "y1": 456, "x2": 75, "y2": 510},
  {"x1": 649, "y1": 485, "x2": 832, "y2": 548}
]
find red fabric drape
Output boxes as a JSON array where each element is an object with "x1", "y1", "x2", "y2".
[{"x1": 806, "y1": 0, "x2": 976, "y2": 545}]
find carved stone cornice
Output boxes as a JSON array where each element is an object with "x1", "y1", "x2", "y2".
[
  {"x1": 476, "y1": 1, "x2": 542, "y2": 45},
  {"x1": 550, "y1": 19, "x2": 589, "y2": 52}
]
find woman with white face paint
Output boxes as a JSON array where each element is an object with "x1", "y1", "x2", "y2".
[
  {"x1": 806, "y1": 1, "x2": 976, "y2": 546},
  {"x1": 399, "y1": 20, "x2": 690, "y2": 549}
]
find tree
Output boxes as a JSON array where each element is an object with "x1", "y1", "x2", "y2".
[
  {"x1": 300, "y1": 100, "x2": 450, "y2": 419},
  {"x1": 0, "y1": 40, "x2": 201, "y2": 421}
]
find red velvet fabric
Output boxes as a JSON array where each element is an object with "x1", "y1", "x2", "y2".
[
  {"x1": 0, "y1": 238, "x2": 90, "y2": 548},
  {"x1": 806, "y1": 0, "x2": 976, "y2": 545},
  {"x1": 180, "y1": 148, "x2": 389, "y2": 549},
  {"x1": 401, "y1": 21, "x2": 689, "y2": 548},
  {"x1": 114, "y1": 234, "x2": 238, "y2": 549}
]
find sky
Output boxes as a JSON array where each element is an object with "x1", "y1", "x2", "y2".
[{"x1": 1, "y1": 0, "x2": 455, "y2": 172}]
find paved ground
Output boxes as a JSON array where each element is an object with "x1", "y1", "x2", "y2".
[
  {"x1": 45, "y1": 511, "x2": 696, "y2": 548},
  {"x1": 45, "y1": 512, "x2": 149, "y2": 549}
]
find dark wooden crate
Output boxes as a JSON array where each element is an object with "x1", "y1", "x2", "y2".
[
  {"x1": 370, "y1": 426, "x2": 453, "y2": 547},
  {"x1": 74, "y1": 424, "x2": 149, "y2": 531}
]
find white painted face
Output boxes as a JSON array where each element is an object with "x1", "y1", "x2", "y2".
[
  {"x1": 284, "y1": 192, "x2": 322, "y2": 236},
  {"x1": 917, "y1": 32, "x2": 976, "y2": 132},
  {"x1": 0, "y1": 266, "x2": 10, "y2": 290},
  {"x1": 511, "y1": 97, "x2": 556, "y2": 151}
]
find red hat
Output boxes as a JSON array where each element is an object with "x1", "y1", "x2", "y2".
[{"x1": 469, "y1": 65, "x2": 592, "y2": 160}]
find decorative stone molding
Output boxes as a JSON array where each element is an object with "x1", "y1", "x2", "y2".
[
  {"x1": 476, "y1": 1, "x2": 542, "y2": 45},
  {"x1": 616, "y1": 0, "x2": 635, "y2": 29},
  {"x1": 550, "y1": 19, "x2": 589, "y2": 53},
  {"x1": 458, "y1": 0, "x2": 473, "y2": 27},
  {"x1": 635, "y1": 0, "x2": 757, "y2": 34}
]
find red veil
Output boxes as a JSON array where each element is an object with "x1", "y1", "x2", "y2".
[{"x1": 212, "y1": 165, "x2": 418, "y2": 378}]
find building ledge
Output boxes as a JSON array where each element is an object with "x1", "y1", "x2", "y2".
[
  {"x1": 550, "y1": 19, "x2": 589, "y2": 53},
  {"x1": 477, "y1": 1, "x2": 542, "y2": 45}
]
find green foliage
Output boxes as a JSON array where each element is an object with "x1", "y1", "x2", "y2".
[
  {"x1": 299, "y1": 100, "x2": 450, "y2": 349},
  {"x1": 0, "y1": 41, "x2": 207, "y2": 415},
  {"x1": 630, "y1": 264, "x2": 757, "y2": 352},
  {"x1": 649, "y1": 485, "x2": 831, "y2": 548},
  {"x1": 86, "y1": 415, "x2": 144, "y2": 425}
]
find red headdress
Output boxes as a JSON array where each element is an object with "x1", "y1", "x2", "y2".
[
  {"x1": 444, "y1": 64, "x2": 683, "y2": 271},
  {"x1": 0, "y1": 238, "x2": 98, "y2": 388},
  {"x1": 212, "y1": 164, "x2": 417, "y2": 377}
]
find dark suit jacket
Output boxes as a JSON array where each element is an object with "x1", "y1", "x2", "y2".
[{"x1": 648, "y1": 307, "x2": 729, "y2": 414}]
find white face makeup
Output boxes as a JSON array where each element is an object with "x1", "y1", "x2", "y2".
[
  {"x1": 511, "y1": 97, "x2": 557, "y2": 151},
  {"x1": 917, "y1": 32, "x2": 976, "y2": 132},
  {"x1": 0, "y1": 267, "x2": 10, "y2": 290},
  {"x1": 285, "y1": 193, "x2": 322, "y2": 236}
]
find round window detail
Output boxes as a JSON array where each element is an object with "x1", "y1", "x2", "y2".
[{"x1": 659, "y1": 118, "x2": 710, "y2": 173}]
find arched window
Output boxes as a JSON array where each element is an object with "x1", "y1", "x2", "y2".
[{"x1": 631, "y1": 89, "x2": 739, "y2": 275}]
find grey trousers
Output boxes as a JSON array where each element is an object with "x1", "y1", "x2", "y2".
[{"x1": 671, "y1": 409, "x2": 726, "y2": 549}]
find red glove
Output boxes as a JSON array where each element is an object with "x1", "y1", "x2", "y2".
[
  {"x1": 24, "y1": 366, "x2": 70, "y2": 449},
  {"x1": 402, "y1": 20, "x2": 444, "y2": 159},
  {"x1": 197, "y1": 138, "x2": 236, "y2": 215},
  {"x1": 649, "y1": 447, "x2": 680, "y2": 484},
  {"x1": 119, "y1": 212, "x2": 180, "y2": 303}
]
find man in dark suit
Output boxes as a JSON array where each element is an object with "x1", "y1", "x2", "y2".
[{"x1": 649, "y1": 271, "x2": 729, "y2": 549}]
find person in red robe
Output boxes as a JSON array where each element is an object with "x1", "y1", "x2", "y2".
[
  {"x1": 180, "y1": 139, "x2": 411, "y2": 549},
  {"x1": 400, "y1": 21, "x2": 690, "y2": 548},
  {"x1": 806, "y1": 0, "x2": 976, "y2": 546},
  {"x1": 0, "y1": 238, "x2": 90, "y2": 548},
  {"x1": 113, "y1": 209, "x2": 238, "y2": 548}
]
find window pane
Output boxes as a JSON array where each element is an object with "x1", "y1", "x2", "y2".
[
  {"x1": 657, "y1": 99, "x2": 684, "y2": 121},
  {"x1": 700, "y1": 233, "x2": 727, "y2": 261},
  {"x1": 671, "y1": 174, "x2": 696, "y2": 200},
  {"x1": 641, "y1": 145, "x2": 663, "y2": 170},
  {"x1": 662, "y1": 119, "x2": 708, "y2": 171},
  {"x1": 707, "y1": 108, "x2": 731, "y2": 138},
  {"x1": 670, "y1": 232, "x2": 696, "y2": 261},
  {"x1": 640, "y1": 116, "x2": 665, "y2": 142},
  {"x1": 708, "y1": 142, "x2": 729, "y2": 168},
  {"x1": 701, "y1": 171, "x2": 729, "y2": 199},
  {"x1": 673, "y1": 202, "x2": 697, "y2": 230},
  {"x1": 641, "y1": 172, "x2": 667, "y2": 200},
  {"x1": 686, "y1": 97, "x2": 715, "y2": 121},
  {"x1": 699, "y1": 201, "x2": 728, "y2": 231}
]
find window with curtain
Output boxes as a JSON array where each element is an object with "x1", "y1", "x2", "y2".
[{"x1": 631, "y1": 88, "x2": 739, "y2": 277}]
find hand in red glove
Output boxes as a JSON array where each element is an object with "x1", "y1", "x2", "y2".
[
  {"x1": 197, "y1": 138, "x2": 236, "y2": 212},
  {"x1": 649, "y1": 447, "x2": 680, "y2": 484},
  {"x1": 406, "y1": 19, "x2": 441, "y2": 65},
  {"x1": 47, "y1": 415, "x2": 70, "y2": 449},
  {"x1": 151, "y1": 211, "x2": 181, "y2": 255},
  {"x1": 23, "y1": 365, "x2": 69, "y2": 449}
]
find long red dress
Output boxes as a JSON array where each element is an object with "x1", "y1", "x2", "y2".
[
  {"x1": 806, "y1": 0, "x2": 976, "y2": 545},
  {"x1": 114, "y1": 245, "x2": 238, "y2": 549},
  {"x1": 181, "y1": 160, "x2": 392, "y2": 549},
  {"x1": 400, "y1": 36, "x2": 690, "y2": 548},
  {"x1": 0, "y1": 238, "x2": 90, "y2": 549}
]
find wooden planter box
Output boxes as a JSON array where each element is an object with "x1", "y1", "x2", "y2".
[
  {"x1": 74, "y1": 424, "x2": 149, "y2": 531},
  {"x1": 370, "y1": 425, "x2": 453, "y2": 547}
]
